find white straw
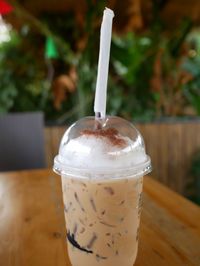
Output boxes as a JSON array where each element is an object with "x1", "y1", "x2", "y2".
[{"x1": 94, "y1": 7, "x2": 114, "y2": 119}]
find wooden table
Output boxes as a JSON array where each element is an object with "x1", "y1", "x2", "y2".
[{"x1": 0, "y1": 169, "x2": 200, "y2": 266}]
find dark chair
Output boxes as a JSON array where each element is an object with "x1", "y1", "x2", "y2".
[{"x1": 0, "y1": 112, "x2": 46, "y2": 171}]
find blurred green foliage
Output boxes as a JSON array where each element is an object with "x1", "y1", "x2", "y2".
[
  {"x1": 182, "y1": 57, "x2": 200, "y2": 115},
  {"x1": 1, "y1": 1, "x2": 200, "y2": 123},
  {"x1": 0, "y1": 29, "x2": 51, "y2": 113}
]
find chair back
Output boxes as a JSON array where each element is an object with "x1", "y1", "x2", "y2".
[{"x1": 0, "y1": 112, "x2": 46, "y2": 171}]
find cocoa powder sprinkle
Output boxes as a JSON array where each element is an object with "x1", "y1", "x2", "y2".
[{"x1": 81, "y1": 128, "x2": 126, "y2": 147}]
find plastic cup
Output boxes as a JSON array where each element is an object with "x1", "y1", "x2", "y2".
[{"x1": 53, "y1": 116, "x2": 151, "y2": 266}]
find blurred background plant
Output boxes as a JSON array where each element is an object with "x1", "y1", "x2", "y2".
[{"x1": 1, "y1": 0, "x2": 200, "y2": 123}]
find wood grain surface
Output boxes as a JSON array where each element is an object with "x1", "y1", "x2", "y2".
[{"x1": 0, "y1": 169, "x2": 200, "y2": 266}]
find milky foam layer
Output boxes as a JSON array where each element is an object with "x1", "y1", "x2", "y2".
[
  {"x1": 58, "y1": 133, "x2": 148, "y2": 170},
  {"x1": 53, "y1": 116, "x2": 152, "y2": 178}
]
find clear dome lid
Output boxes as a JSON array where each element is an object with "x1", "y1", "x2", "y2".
[{"x1": 53, "y1": 116, "x2": 151, "y2": 179}]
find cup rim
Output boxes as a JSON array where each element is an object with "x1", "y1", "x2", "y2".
[{"x1": 53, "y1": 155, "x2": 152, "y2": 179}]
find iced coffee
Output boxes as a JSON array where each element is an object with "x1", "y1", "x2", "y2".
[{"x1": 54, "y1": 116, "x2": 151, "y2": 266}]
